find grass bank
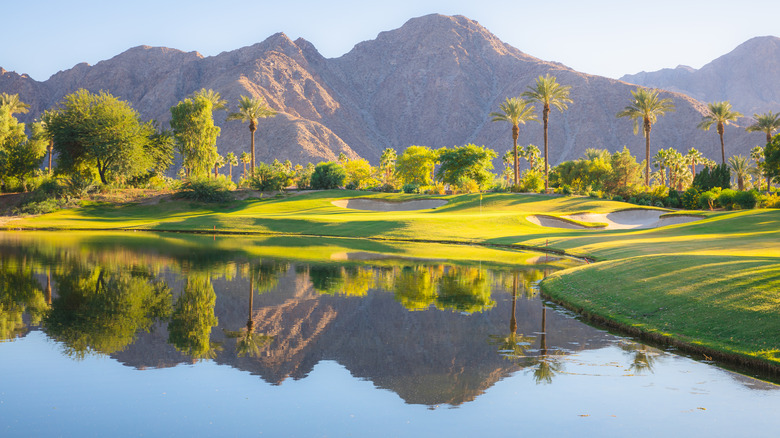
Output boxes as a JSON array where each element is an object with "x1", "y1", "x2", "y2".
[{"x1": 5, "y1": 190, "x2": 779, "y2": 372}]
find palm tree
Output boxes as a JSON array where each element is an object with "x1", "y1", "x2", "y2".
[
  {"x1": 240, "y1": 152, "x2": 250, "y2": 177},
  {"x1": 490, "y1": 97, "x2": 538, "y2": 187},
  {"x1": 191, "y1": 88, "x2": 227, "y2": 111},
  {"x1": 214, "y1": 154, "x2": 225, "y2": 178},
  {"x1": 227, "y1": 96, "x2": 277, "y2": 177},
  {"x1": 226, "y1": 152, "x2": 238, "y2": 181},
  {"x1": 746, "y1": 111, "x2": 780, "y2": 145},
  {"x1": 685, "y1": 147, "x2": 704, "y2": 177},
  {"x1": 0, "y1": 93, "x2": 30, "y2": 115},
  {"x1": 522, "y1": 74, "x2": 572, "y2": 191},
  {"x1": 750, "y1": 146, "x2": 768, "y2": 190},
  {"x1": 698, "y1": 101, "x2": 743, "y2": 164},
  {"x1": 728, "y1": 154, "x2": 752, "y2": 190},
  {"x1": 616, "y1": 88, "x2": 675, "y2": 186}
]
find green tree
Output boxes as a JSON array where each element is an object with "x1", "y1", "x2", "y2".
[
  {"x1": 436, "y1": 144, "x2": 497, "y2": 190},
  {"x1": 490, "y1": 97, "x2": 537, "y2": 188},
  {"x1": 616, "y1": 88, "x2": 675, "y2": 186},
  {"x1": 310, "y1": 161, "x2": 346, "y2": 189},
  {"x1": 522, "y1": 74, "x2": 572, "y2": 191},
  {"x1": 379, "y1": 147, "x2": 397, "y2": 185},
  {"x1": 43, "y1": 89, "x2": 164, "y2": 184},
  {"x1": 395, "y1": 145, "x2": 438, "y2": 186},
  {"x1": 604, "y1": 146, "x2": 644, "y2": 197},
  {"x1": 170, "y1": 95, "x2": 221, "y2": 178},
  {"x1": 344, "y1": 158, "x2": 376, "y2": 189},
  {"x1": 226, "y1": 95, "x2": 277, "y2": 177},
  {"x1": 746, "y1": 111, "x2": 780, "y2": 144},
  {"x1": 168, "y1": 273, "x2": 220, "y2": 360},
  {"x1": 750, "y1": 146, "x2": 768, "y2": 190},
  {"x1": 765, "y1": 134, "x2": 780, "y2": 187},
  {"x1": 226, "y1": 152, "x2": 238, "y2": 180},
  {"x1": 728, "y1": 155, "x2": 752, "y2": 190},
  {"x1": 4, "y1": 121, "x2": 47, "y2": 188},
  {"x1": 698, "y1": 101, "x2": 743, "y2": 164}
]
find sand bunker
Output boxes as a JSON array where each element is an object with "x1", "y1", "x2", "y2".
[
  {"x1": 528, "y1": 209, "x2": 703, "y2": 230},
  {"x1": 332, "y1": 198, "x2": 448, "y2": 211}
]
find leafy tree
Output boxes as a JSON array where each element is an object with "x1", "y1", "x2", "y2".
[
  {"x1": 746, "y1": 111, "x2": 780, "y2": 144},
  {"x1": 692, "y1": 163, "x2": 731, "y2": 191},
  {"x1": 765, "y1": 135, "x2": 780, "y2": 188},
  {"x1": 616, "y1": 88, "x2": 675, "y2": 186},
  {"x1": 344, "y1": 158, "x2": 376, "y2": 189},
  {"x1": 698, "y1": 101, "x2": 743, "y2": 164},
  {"x1": 226, "y1": 95, "x2": 277, "y2": 176},
  {"x1": 395, "y1": 145, "x2": 438, "y2": 186},
  {"x1": 226, "y1": 152, "x2": 238, "y2": 180},
  {"x1": 170, "y1": 95, "x2": 221, "y2": 178},
  {"x1": 490, "y1": 97, "x2": 537, "y2": 187},
  {"x1": 310, "y1": 161, "x2": 346, "y2": 189},
  {"x1": 436, "y1": 144, "x2": 496, "y2": 190},
  {"x1": 43, "y1": 89, "x2": 164, "y2": 184},
  {"x1": 393, "y1": 266, "x2": 437, "y2": 311},
  {"x1": 522, "y1": 74, "x2": 572, "y2": 191},
  {"x1": 4, "y1": 121, "x2": 47, "y2": 188},
  {"x1": 168, "y1": 273, "x2": 219, "y2": 360},
  {"x1": 603, "y1": 146, "x2": 644, "y2": 197}
]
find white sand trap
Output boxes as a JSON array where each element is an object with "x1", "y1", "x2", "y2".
[
  {"x1": 528, "y1": 209, "x2": 703, "y2": 230},
  {"x1": 332, "y1": 198, "x2": 448, "y2": 211}
]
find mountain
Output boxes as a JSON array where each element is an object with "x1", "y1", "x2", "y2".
[
  {"x1": 621, "y1": 36, "x2": 780, "y2": 116},
  {"x1": 0, "y1": 14, "x2": 765, "y2": 173}
]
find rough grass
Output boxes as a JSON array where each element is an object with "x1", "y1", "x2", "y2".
[{"x1": 5, "y1": 189, "x2": 780, "y2": 370}]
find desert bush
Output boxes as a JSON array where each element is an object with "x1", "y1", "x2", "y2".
[
  {"x1": 699, "y1": 191, "x2": 718, "y2": 210},
  {"x1": 176, "y1": 176, "x2": 235, "y2": 203},
  {"x1": 402, "y1": 183, "x2": 421, "y2": 194},
  {"x1": 310, "y1": 162, "x2": 346, "y2": 190},
  {"x1": 733, "y1": 190, "x2": 759, "y2": 209},
  {"x1": 717, "y1": 189, "x2": 738, "y2": 210},
  {"x1": 693, "y1": 164, "x2": 731, "y2": 191},
  {"x1": 680, "y1": 187, "x2": 700, "y2": 210},
  {"x1": 666, "y1": 190, "x2": 681, "y2": 208}
]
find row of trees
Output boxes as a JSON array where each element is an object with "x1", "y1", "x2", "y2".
[{"x1": 489, "y1": 75, "x2": 780, "y2": 191}]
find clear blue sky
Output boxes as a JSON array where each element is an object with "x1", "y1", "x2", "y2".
[{"x1": 3, "y1": 0, "x2": 778, "y2": 81}]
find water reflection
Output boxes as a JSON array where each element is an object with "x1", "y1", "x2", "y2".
[{"x1": 0, "y1": 231, "x2": 775, "y2": 412}]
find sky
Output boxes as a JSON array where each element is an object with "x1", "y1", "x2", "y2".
[{"x1": 3, "y1": 0, "x2": 779, "y2": 82}]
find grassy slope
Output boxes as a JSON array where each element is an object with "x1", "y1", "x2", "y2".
[{"x1": 7, "y1": 190, "x2": 780, "y2": 369}]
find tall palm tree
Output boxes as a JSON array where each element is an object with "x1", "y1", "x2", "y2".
[
  {"x1": 0, "y1": 93, "x2": 30, "y2": 115},
  {"x1": 490, "y1": 97, "x2": 537, "y2": 187},
  {"x1": 616, "y1": 88, "x2": 675, "y2": 186},
  {"x1": 226, "y1": 152, "x2": 238, "y2": 181},
  {"x1": 698, "y1": 101, "x2": 743, "y2": 164},
  {"x1": 522, "y1": 74, "x2": 572, "y2": 191},
  {"x1": 227, "y1": 96, "x2": 277, "y2": 177},
  {"x1": 728, "y1": 154, "x2": 752, "y2": 190},
  {"x1": 685, "y1": 147, "x2": 704, "y2": 177},
  {"x1": 746, "y1": 111, "x2": 780, "y2": 144}
]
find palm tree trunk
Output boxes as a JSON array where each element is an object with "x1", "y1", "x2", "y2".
[
  {"x1": 543, "y1": 105, "x2": 550, "y2": 191},
  {"x1": 644, "y1": 122, "x2": 651, "y2": 187},
  {"x1": 48, "y1": 141, "x2": 53, "y2": 175},
  {"x1": 718, "y1": 123, "x2": 726, "y2": 164},
  {"x1": 512, "y1": 124, "x2": 519, "y2": 188},
  {"x1": 510, "y1": 272, "x2": 518, "y2": 334},
  {"x1": 250, "y1": 124, "x2": 257, "y2": 177}
]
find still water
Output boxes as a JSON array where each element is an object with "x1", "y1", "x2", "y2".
[{"x1": 0, "y1": 232, "x2": 778, "y2": 437}]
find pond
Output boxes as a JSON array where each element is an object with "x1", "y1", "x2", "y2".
[{"x1": 0, "y1": 231, "x2": 778, "y2": 437}]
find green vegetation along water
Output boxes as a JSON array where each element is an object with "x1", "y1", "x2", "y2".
[{"x1": 1, "y1": 231, "x2": 779, "y2": 437}]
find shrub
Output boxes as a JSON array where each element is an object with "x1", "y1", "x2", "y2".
[
  {"x1": 457, "y1": 177, "x2": 480, "y2": 194},
  {"x1": 693, "y1": 164, "x2": 731, "y2": 191},
  {"x1": 699, "y1": 191, "x2": 718, "y2": 210},
  {"x1": 666, "y1": 190, "x2": 681, "y2": 208},
  {"x1": 680, "y1": 187, "x2": 700, "y2": 210},
  {"x1": 247, "y1": 162, "x2": 288, "y2": 191},
  {"x1": 310, "y1": 162, "x2": 346, "y2": 190},
  {"x1": 519, "y1": 170, "x2": 544, "y2": 193},
  {"x1": 733, "y1": 190, "x2": 759, "y2": 209},
  {"x1": 62, "y1": 172, "x2": 97, "y2": 199},
  {"x1": 717, "y1": 189, "x2": 738, "y2": 210},
  {"x1": 402, "y1": 183, "x2": 420, "y2": 194},
  {"x1": 13, "y1": 198, "x2": 66, "y2": 215},
  {"x1": 759, "y1": 193, "x2": 780, "y2": 208},
  {"x1": 176, "y1": 176, "x2": 235, "y2": 203},
  {"x1": 612, "y1": 195, "x2": 624, "y2": 202}
]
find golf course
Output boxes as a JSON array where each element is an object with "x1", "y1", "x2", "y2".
[{"x1": 4, "y1": 189, "x2": 778, "y2": 375}]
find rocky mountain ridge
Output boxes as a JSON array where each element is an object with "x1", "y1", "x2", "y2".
[
  {"x1": 0, "y1": 14, "x2": 768, "y2": 173},
  {"x1": 621, "y1": 36, "x2": 780, "y2": 116}
]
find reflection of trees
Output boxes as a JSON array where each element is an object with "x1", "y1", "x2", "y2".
[
  {"x1": 435, "y1": 267, "x2": 494, "y2": 313},
  {"x1": 168, "y1": 273, "x2": 220, "y2": 360},
  {"x1": 225, "y1": 264, "x2": 276, "y2": 358},
  {"x1": 489, "y1": 272, "x2": 536, "y2": 361},
  {"x1": 306, "y1": 264, "x2": 345, "y2": 294},
  {"x1": 620, "y1": 341, "x2": 658, "y2": 374},
  {"x1": 0, "y1": 259, "x2": 49, "y2": 340},
  {"x1": 45, "y1": 264, "x2": 171, "y2": 358},
  {"x1": 394, "y1": 266, "x2": 437, "y2": 310}
]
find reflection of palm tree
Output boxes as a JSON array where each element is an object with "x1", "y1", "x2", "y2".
[
  {"x1": 620, "y1": 341, "x2": 658, "y2": 374},
  {"x1": 532, "y1": 305, "x2": 563, "y2": 384},
  {"x1": 488, "y1": 272, "x2": 535, "y2": 362},
  {"x1": 225, "y1": 270, "x2": 273, "y2": 358}
]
